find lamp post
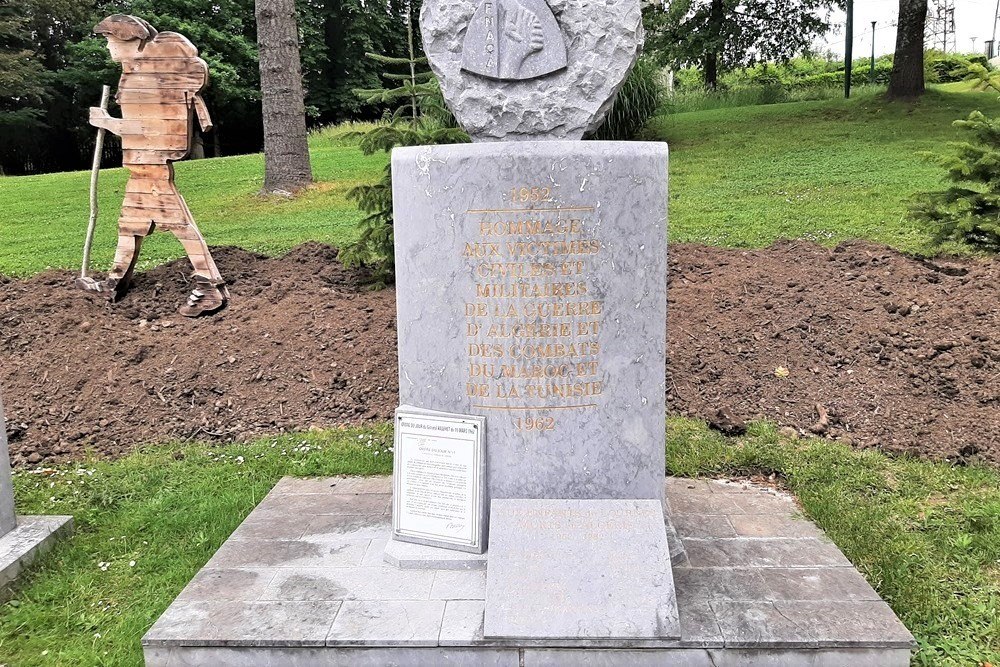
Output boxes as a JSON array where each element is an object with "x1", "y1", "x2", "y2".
[
  {"x1": 845, "y1": 0, "x2": 854, "y2": 98},
  {"x1": 871, "y1": 21, "x2": 877, "y2": 83}
]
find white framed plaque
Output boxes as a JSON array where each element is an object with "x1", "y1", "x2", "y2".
[{"x1": 392, "y1": 406, "x2": 487, "y2": 553}]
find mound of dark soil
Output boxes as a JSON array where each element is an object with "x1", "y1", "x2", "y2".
[
  {"x1": 668, "y1": 241, "x2": 999, "y2": 465},
  {"x1": 0, "y1": 243, "x2": 398, "y2": 464},
  {"x1": 1, "y1": 241, "x2": 997, "y2": 467}
]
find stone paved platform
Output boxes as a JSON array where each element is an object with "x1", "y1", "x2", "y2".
[{"x1": 143, "y1": 477, "x2": 915, "y2": 666}]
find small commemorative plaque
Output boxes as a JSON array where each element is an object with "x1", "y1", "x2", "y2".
[{"x1": 392, "y1": 406, "x2": 487, "y2": 554}]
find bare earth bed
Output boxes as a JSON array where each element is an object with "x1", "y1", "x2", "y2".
[{"x1": 1, "y1": 241, "x2": 997, "y2": 467}]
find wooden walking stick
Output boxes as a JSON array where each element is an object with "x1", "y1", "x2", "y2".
[{"x1": 81, "y1": 85, "x2": 112, "y2": 280}]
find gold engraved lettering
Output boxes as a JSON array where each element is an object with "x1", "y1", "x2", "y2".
[
  {"x1": 463, "y1": 189, "x2": 606, "y2": 427},
  {"x1": 464, "y1": 242, "x2": 501, "y2": 258},
  {"x1": 486, "y1": 322, "x2": 573, "y2": 338},
  {"x1": 480, "y1": 219, "x2": 582, "y2": 236},
  {"x1": 465, "y1": 302, "x2": 488, "y2": 317},
  {"x1": 466, "y1": 383, "x2": 490, "y2": 397},
  {"x1": 475, "y1": 282, "x2": 588, "y2": 299},
  {"x1": 522, "y1": 301, "x2": 602, "y2": 317},
  {"x1": 468, "y1": 343, "x2": 504, "y2": 358}
]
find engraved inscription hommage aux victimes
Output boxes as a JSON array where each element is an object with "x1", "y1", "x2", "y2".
[
  {"x1": 461, "y1": 0, "x2": 567, "y2": 81},
  {"x1": 463, "y1": 187, "x2": 605, "y2": 434}
]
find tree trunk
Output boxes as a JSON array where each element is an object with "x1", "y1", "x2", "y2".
[
  {"x1": 887, "y1": 0, "x2": 928, "y2": 100},
  {"x1": 704, "y1": 53, "x2": 719, "y2": 89},
  {"x1": 704, "y1": 0, "x2": 724, "y2": 89},
  {"x1": 255, "y1": 0, "x2": 313, "y2": 193},
  {"x1": 191, "y1": 131, "x2": 205, "y2": 160}
]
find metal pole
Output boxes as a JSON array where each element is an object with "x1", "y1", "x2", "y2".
[
  {"x1": 845, "y1": 0, "x2": 854, "y2": 99},
  {"x1": 871, "y1": 21, "x2": 877, "y2": 82},
  {"x1": 948, "y1": 6, "x2": 956, "y2": 54},
  {"x1": 993, "y1": 0, "x2": 1000, "y2": 57},
  {"x1": 943, "y1": 4, "x2": 949, "y2": 53},
  {"x1": 81, "y1": 85, "x2": 111, "y2": 280}
]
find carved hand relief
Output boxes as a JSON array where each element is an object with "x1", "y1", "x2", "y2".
[
  {"x1": 422, "y1": 0, "x2": 643, "y2": 141},
  {"x1": 461, "y1": 0, "x2": 567, "y2": 81}
]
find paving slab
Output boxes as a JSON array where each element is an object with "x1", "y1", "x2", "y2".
[
  {"x1": 672, "y1": 514, "x2": 739, "y2": 539},
  {"x1": 144, "y1": 600, "x2": 342, "y2": 647},
  {"x1": 205, "y1": 538, "x2": 371, "y2": 569},
  {"x1": 728, "y1": 513, "x2": 825, "y2": 539},
  {"x1": 261, "y1": 566, "x2": 435, "y2": 602},
  {"x1": 303, "y1": 514, "x2": 392, "y2": 541},
  {"x1": 272, "y1": 476, "x2": 393, "y2": 495},
  {"x1": 0, "y1": 515, "x2": 74, "y2": 596},
  {"x1": 175, "y1": 568, "x2": 276, "y2": 602},
  {"x1": 144, "y1": 476, "x2": 915, "y2": 666},
  {"x1": 711, "y1": 600, "x2": 916, "y2": 649},
  {"x1": 522, "y1": 647, "x2": 913, "y2": 666},
  {"x1": 326, "y1": 600, "x2": 446, "y2": 646},
  {"x1": 431, "y1": 569, "x2": 487, "y2": 600},
  {"x1": 683, "y1": 537, "x2": 853, "y2": 568},
  {"x1": 254, "y1": 492, "x2": 390, "y2": 516}
]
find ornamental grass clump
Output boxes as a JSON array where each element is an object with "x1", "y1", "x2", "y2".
[{"x1": 592, "y1": 57, "x2": 664, "y2": 141}]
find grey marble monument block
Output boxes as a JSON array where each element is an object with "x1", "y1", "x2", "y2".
[
  {"x1": 483, "y1": 499, "x2": 680, "y2": 640},
  {"x1": 422, "y1": 0, "x2": 643, "y2": 140},
  {"x1": 392, "y1": 141, "x2": 668, "y2": 503},
  {"x1": 0, "y1": 395, "x2": 16, "y2": 537}
]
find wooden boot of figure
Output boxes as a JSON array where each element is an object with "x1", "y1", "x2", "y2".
[
  {"x1": 75, "y1": 233, "x2": 145, "y2": 302},
  {"x1": 178, "y1": 275, "x2": 228, "y2": 317}
]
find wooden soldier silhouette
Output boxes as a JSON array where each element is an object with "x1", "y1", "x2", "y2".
[{"x1": 79, "y1": 14, "x2": 228, "y2": 317}]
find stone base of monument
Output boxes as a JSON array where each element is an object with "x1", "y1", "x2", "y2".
[
  {"x1": 0, "y1": 515, "x2": 74, "y2": 601},
  {"x1": 143, "y1": 477, "x2": 915, "y2": 666}
]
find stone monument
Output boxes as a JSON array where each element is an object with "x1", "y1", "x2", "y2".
[
  {"x1": 142, "y1": 2, "x2": 915, "y2": 663},
  {"x1": 0, "y1": 393, "x2": 74, "y2": 599},
  {"x1": 393, "y1": 0, "x2": 678, "y2": 641}
]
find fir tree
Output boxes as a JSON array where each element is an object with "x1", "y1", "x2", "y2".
[
  {"x1": 911, "y1": 65, "x2": 1000, "y2": 251},
  {"x1": 341, "y1": 2, "x2": 467, "y2": 284}
]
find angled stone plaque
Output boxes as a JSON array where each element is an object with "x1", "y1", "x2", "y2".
[
  {"x1": 484, "y1": 499, "x2": 680, "y2": 640},
  {"x1": 0, "y1": 395, "x2": 16, "y2": 538},
  {"x1": 0, "y1": 392, "x2": 74, "y2": 595},
  {"x1": 393, "y1": 141, "x2": 668, "y2": 503}
]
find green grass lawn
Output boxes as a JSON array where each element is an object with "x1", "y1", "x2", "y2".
[
  {"x1": 653, "y1": 87, "x2": 1000, "y2": 253},
  {"x1": 0, "y1": 421, "x2": 997, "y2": 666},
  {"x1": 2, "y1": 87, "x2": 997, "y2": 277},
  {"x1": 0, "y1": 133, "x2": 387, "y2": 278}
]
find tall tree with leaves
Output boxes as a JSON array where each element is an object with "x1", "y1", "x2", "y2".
[
  {"x1": 299, "y1": 0, "x2": 420, "y2": 125},
  {"x1": 0, "y1": 0, "x2": 48, "y2": 173},
  {"x1": 887, "y1": 0, "x2": 929, "y2": 100},
  {"x1": 255, "y1": 0, "x2": 312, "y2": 193},
  {"x1": 644, "y1": 0, "x2": 840, "y2": 89},
  {"x1": 341, "y1": 2, "x2": 466, "y2": 283},
  {"x1": 0, "y1": 0, "x2": 94, "y2": 174}
]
